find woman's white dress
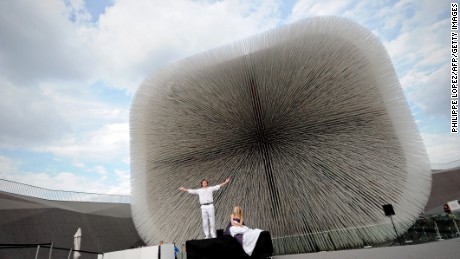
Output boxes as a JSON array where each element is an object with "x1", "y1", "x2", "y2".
[{"x1": 229, "y1": 219, "x2": 263, "y2": 256}]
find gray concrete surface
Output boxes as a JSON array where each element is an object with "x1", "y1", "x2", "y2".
[
  {"x1": 0, "y1": 191, "x2": 144, "y2": 259},
  {"x1": 274, "y1": 238, "x2": 460, "y2": 259}
]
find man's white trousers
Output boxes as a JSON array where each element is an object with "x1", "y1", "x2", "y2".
[{"x1": 200, "y1": 204, "x2": 216, "y2": 238}]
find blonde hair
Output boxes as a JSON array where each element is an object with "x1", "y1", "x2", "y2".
[{"x1": 233, "y1": 206, "x2": 243, "y2": 217}]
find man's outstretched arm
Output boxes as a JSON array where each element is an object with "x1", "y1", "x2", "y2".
[{"x1": 219, "y1": 178, "x2": 231, "y2": 187}]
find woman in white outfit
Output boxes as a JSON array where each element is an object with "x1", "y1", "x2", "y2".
[
  {"x1": 229, "y1": 206, "x2": 248, "y2": 235},
  {"x1": 228, "y1": 206, "x2": 263, "y2": 256}
]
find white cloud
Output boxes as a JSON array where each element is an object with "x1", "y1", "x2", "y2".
[
  {"x1": 0, "y1": 0, "x2": 456, "y2": 194},
  {"x1": 0, "y1": 155, "x2": 129, "y2": 195},
  {"x1": 37, "y1": 123, "x2": 129, "y2": 162},
  {"x1": 290, "y1": 0, "x2": 353, "y2": 20},
  {"x1": 399, "y1": 69, "x2": 430, "y2": 91},
  {"x1": 384, "y1": 19, "x2": 448, "y2": 72},
  {"x1": 6, "y1": 171, "x2": 128, "y2": 195},
  {"x1": 122, "y1": 157, "x2": 130, "y2": 165},
  {"x1": 398, "y1": 0, "x2": 451, "y2": 32},
  {"x1": 0, "y1": 76, "x2": 128, "y2": 149},
  {"x1": 399, "y1": 68, "x2": 429, "y2": 90},
  {"x1": 287, "y1": 0, "x2": 449, "y2": 73},
  {"x1": 421, "y1": 133, "x2": 460, "y2": 165},
  {"x1": 0, "y1": 0, "x2": 282, "y2": 195},
  {"x1": 40, "y1": 83, "x2": 129, "y2": 126},
  {"x1": 0, "y1": 0, "x2": 284, "y2": 195},
  {"x1": 73, "y1": 161, "x2": 86, "y2": 168},
  {"x1": 0, "y1": 156, "x2": 18, "y2": 176},
  {"x1": 65, "y1": 0, "x2": 92, "y2": 24},
  {"x1": 0, "y1": 0, "x2": 282, "y2": 152},
  {"x1": 91, "y1": 165, "x2": 109, "y2": 181},
  {"x1": 0, "y1": 77, "x2": 72, "y2": 148},
  {"x1": 87, "y1": 0, "x2": 282, "y2": 92},
  {"x1": 409, "y1": 64, "x2": 450, "y2": 118},
  {"x1": 93, "y1": 165, "x2": 108, "y2": 175},
  {"x1": 1, "y1": 0, "x2": 283, "y2": 92},
  {"x1": 0, "y1": 0, "x2": 95, "y2": 85},
  {"x1": 107, "y1": 169, "x2": 131, "y2": 195}
]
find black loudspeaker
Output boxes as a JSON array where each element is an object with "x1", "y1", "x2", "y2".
[{"x1": 382, "y1": 204, "x2": 395, "y2": 216}]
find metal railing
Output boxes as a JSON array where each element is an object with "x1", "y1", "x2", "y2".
[
  {"x1": 402, "y1": 214, "x2": 460, "y2": 243},
  {"x1": 269, "y1": 215, "x2": 460, "y2": 255},
  {"x1": 0, "y1": 178, "x2": 130, "y2": 203},
  {"x1": 0, "y1": 243, "x2": 101, "y2": 259}
]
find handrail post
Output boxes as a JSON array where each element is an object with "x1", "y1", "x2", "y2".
[
  {"x1": 434, "y1": 220, "x2": 443, "y2": 240},
  {"x1": 453, "y1": 219, "x2": 460, "y2": 237},
  {"x1": 35, "y1": 245, "x2": 40, "y2": 259},
  {"x1": 48, "y1": 242, "x2": 53, "y2": 259},
  {"x1": 67, "y1": 248, "x2": 73, "y2": 259}
]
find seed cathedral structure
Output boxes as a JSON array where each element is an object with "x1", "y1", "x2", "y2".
[{"x1": 130, "y1": 16, "x2": 431, "y2": 254}]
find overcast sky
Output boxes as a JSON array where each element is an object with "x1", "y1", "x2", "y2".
[{"x1": 0, "y1": 0, "x2": 458, "y2": 195}]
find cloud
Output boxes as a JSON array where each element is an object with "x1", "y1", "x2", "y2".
[
  {"x1": 1, "y1": 0, "x2": 283, "y2": 92},
  {"x1": 91, "y1": 165, "x2": 109, "y2": 181},
  {"x1": 0, "y1": 76, "x2": 128, "y2": 149},
  {"x1": 421, "y1": 133, "x2": 460, "y2": 164},
  {"x1": 384, "y1": 18, "x2": 448, "y2": 72},
  {"x1": 1, "y1": 0, "x2": 456, "y2": 196},
  {"x1": 107, "y1": 169, "x2": 130, "y2": 195},
  {"x1": 0, "y1": 77, "x2": 72, "y2": 148},
  {"x1": 0, "y1": 155, "x2": 129, "y2": 195},
  {"x1": 93, "y1": 165, "x2": 108, "y2": 175},
  {"x1": 87, "y1": 0, "x2": 282, "y2": 92},
  {"x1": 0, "y1": 156, "x2": 18, "y2": 175},
  {"x1": 399, "y1": 68, "x2": 430, "y2": 90},
  {"x1": 398, "y1": 0, "x2": 450, "y2": 32},
  {"x1": 0, "y1": 0, "x2": 284, "y2": 196},
  {"x1": 290, "y1": 0, "x2": 353, "y2": 19},
  {"x1": 37, "y1": 123, "x2": 129, "y2": 162},
  {"x1": 122, "y1": 157, "x2": 130, "y2": 165},
  {"x1": 0, "y1": 0, "x2": 95, "y2": 85},
  {"x1": 40, "y1": 83, "x2": 129, "y2": 127},
  {"x1": 0, "y1": 0, "x2": 282, "y2": 150},
  {"x1": 73, "y1": 161, "x2": 85, "y2": 168},
  {"x1": 372, "y1": 1, "x2": 450, "y2": 130},
  {"x1": 409, "y1": 64, "x2": 450, "y2": 118},
  {"x1": 288, "y1": 0, "x2": 448, "y2": 71},
  {"x1": 6, "y1": 171, "x2": 129, "y2": 195},
  {"x1": 0, "y1": 0, "x2": 284, "y2": 185}
]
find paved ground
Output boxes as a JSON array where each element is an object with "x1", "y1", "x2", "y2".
[{"x1": 274, "y1": 237, "x2": 460, "y2": 259}]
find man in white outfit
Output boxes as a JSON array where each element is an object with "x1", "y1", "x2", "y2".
[{"x1": 179, "y1": 178, "x2": 231, "y2": 239}]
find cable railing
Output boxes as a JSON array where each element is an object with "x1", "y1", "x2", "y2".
[
  {"x1": 270, "y1": 214, "x2": 460, "y2": 254},
  {"x1": 0, "y1": 243, "x2": 101, "y2": 259},
  {"x1": 0, "y1": 178, "x2": 130, "y2": 204}
]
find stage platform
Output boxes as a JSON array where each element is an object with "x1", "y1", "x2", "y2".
[
  {"x1": 273, "y1": 237, "x2": 460, "y2": 259},
  {"x1": 186, "y1": 231, "x2": 273, "y2": 259}
]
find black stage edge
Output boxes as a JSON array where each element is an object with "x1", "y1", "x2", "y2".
[{"x1": 186, "y1": 231, "x2": 273, "y2": 259}]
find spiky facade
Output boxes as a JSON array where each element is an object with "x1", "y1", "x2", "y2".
[{"x1": 130, "y1": 17, "x2": 431, "y2": 254}]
